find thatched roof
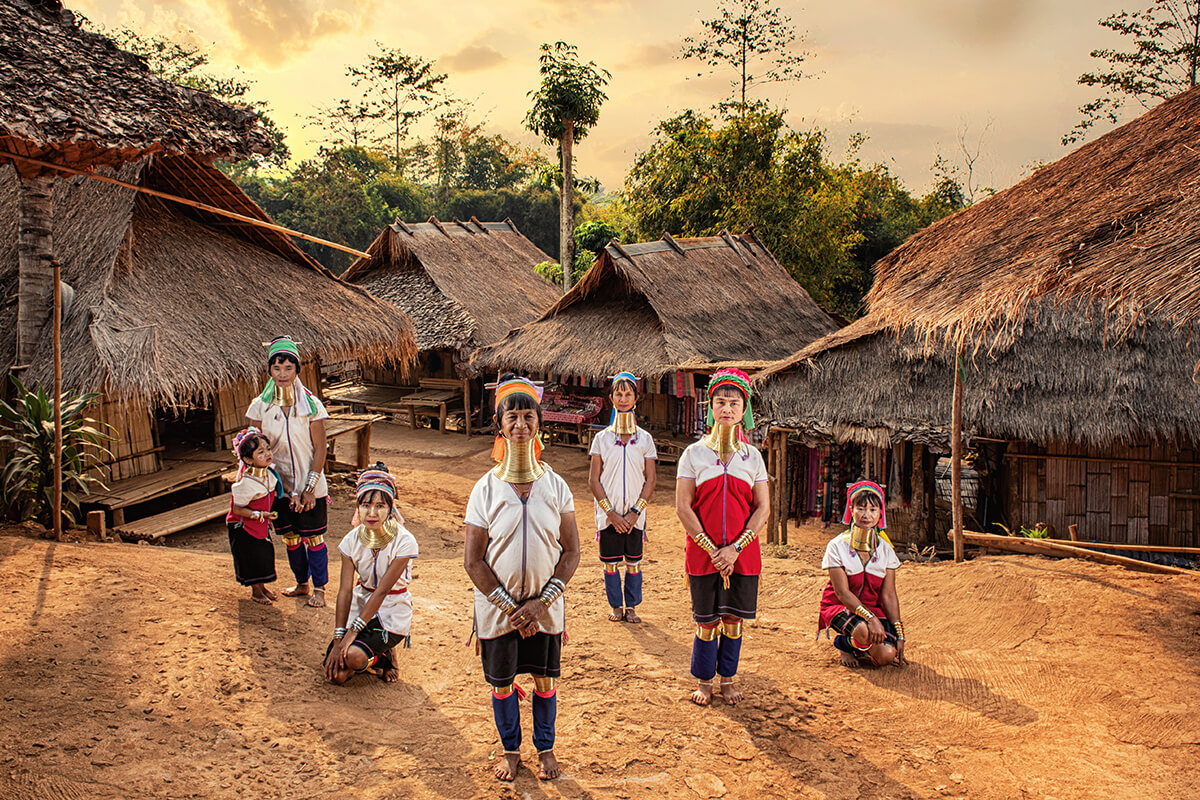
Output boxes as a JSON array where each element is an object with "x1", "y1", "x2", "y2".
[
  {"x1": 472, "y1": 231, "x2": 839, "y2": 378},
  {"x1": 342, "y1": 217, "x2": 558, "y2": 352},
  {"x1": 0, "y1": 156, "x2": 416, "y2": 402},
  {"x1": 0, "y1": 1, "x2": 271, "y2": 176},
  {"x1": 866, "y1": 83, "x2": 1200, "y2": 338},
  {"x1": 755, "y1": 303, "x2": 1200, "y2": 450}
]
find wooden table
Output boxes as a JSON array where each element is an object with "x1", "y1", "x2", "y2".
[
  {"x1": 85, "y1": 453, "x2": 230, "y2": 526},
  {"x1": 325, "y1": 413, "x2": 384, "y2": 469}
]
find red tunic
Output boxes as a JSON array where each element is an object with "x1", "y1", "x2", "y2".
[
  {"x1": 678, "y1": 442, "x2": 766, "y2": 577},
  {"x1": 226, "y1": 479, "x2": 275, "y2": 539}
]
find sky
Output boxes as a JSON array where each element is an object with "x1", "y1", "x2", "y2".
[{"x1": 71, "y1": 0, "x2": 1134, "y2": 196}]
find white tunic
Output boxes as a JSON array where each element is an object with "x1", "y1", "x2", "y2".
[
  {"x1": 246, "y1": 396, "x2": 330, "y2": 497},
  {"x1": 464, "y1": 465, "x2": 575, "y2": 640},
  {"x1": 588, "y1": 426, "x2": 657, "y2": 531},
  {"x1": 820, "y1": 531, "x2": 901, "y2": 578},
  {"x1": 337, "y1": 525, "x2": 419, "y2": 636},
  {"x1": 676, "y1": 440, "x2": 768, "y2": 490},
  {"x1": 230, "y1": 469, "x2": 277, "y2": 507}
]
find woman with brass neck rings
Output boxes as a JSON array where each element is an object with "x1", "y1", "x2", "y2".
[{"x1": 463, "y1": 376, "x2": 581, "y2": 782}]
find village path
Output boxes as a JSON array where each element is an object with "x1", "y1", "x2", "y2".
[{"x1": 2, "y1": 423, "x2": 1200, "y2": 800}]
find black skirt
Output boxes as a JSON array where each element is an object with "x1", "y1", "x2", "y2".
[
  {"x1": 688, "y1": 572, "x2": 759, "y2": 623},
  {"x1": 480, "y1": 630, "x2": 562, "y2": 686},
  {"x1": 228, "y1": 522, "x2": 276, "y2": 586}
]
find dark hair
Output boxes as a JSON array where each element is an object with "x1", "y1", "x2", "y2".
[
  {"x1": 357, "y1": 488, "x2": 393, "y2": 510},
  {"x1": 710, "y1": 385, "x2": 747, "y2": 402},
  {"x1": 611, "y1": 377, "x2": 639, "y2": 398},
  {"x1": 269, "y1": 352, "x2": 301, "y2": 370},
  {"x1": 495, "y1": 373, "x2": 543, "y2": 424},
  {"x1": 851, "y1": 492, "x2": 882, "y2": 509},
  {"x1": 237, "y1": 433, "x2": 266, "y2": 462}
]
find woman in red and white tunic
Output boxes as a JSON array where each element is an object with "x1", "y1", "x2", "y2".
[
  {"x1": 818, "y1": 480, "x2": 907, "y2": 668},
  {"x1": 675, "y1": 369, "x2": 769, "y2": 707}
]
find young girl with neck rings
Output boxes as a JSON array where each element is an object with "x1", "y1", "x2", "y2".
[
  {"x1": 226, "y1": 427, "x2": 283, "y2": 604},
  {"x1": 588, "y1": 371, "x2": 657, "y2": 623}
]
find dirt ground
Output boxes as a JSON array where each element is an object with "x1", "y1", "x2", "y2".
[{"x1": 3, "y1": 422, "x2": 1200, "y2": 800}]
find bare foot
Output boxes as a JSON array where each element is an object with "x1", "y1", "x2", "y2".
[
  {"x1": 494, "y1": 752, "x2": 521, "y2": 781},
  {"x1": 381, "y1": 666, "x2": 399, "y2": 683},
  {"x1": 719, "y1": 678, "x2": 743, "y2": 705},
  {"x1": 261, "y1": 587, "x2": 278, "y2": 601},
  {"x1": 537, "y1": 750, "x2": 560, "y2": 780},
  {"x1": 690, "y1": 680, "x2": 713, "y2": 706},
  {"x1": 839, "y1": 651, "x2": 860, "y2": 668},
  {"x1": 307, "y1": 588, "x2": 326, "y2": 608},
  {"x1": 281, "y1": 583, "x2": 310, "y2": 597},
  {"x1": 607, "y1": 608, "x2": 625, "y2": 622},
  {"x1": 624, "y1": 608, "x2": 642, "y2": 624},
  {"x1": 250, "y1": 591, "x2": 273, "y2": 605}
]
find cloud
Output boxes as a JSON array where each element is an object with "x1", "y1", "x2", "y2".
[
  {"x1": 907, "y1": 0, "x2": 1036, "y2": 44},
  {"x1": 440, "y1": 40, "x2": 508, "y2": 73},
  {"x1": 619, "y1": 42, "x2": 679, "y2": 70},
  {"x1": 212, "y1": 0, "x2": 378, "y2": 66}
]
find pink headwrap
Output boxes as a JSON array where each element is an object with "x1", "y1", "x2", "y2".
[{"x1": 842, "y1": 480, "x2": 886, "y2": 529}]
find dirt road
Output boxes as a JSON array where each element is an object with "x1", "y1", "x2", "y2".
[{"x1": 2, "y1": 424, "x2": 1199, "y2": 799}]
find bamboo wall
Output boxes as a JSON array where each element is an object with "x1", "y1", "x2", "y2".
[
  {"x1": 93, "y1": 396, "x2": 158, "y2": 483},
  {"x1": 1005, "y1": 440, "x2": 1200, "y2": 546}
]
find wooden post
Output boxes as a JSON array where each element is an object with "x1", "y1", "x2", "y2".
[
  {"x1": 53, "y1": 259, "x2": 62, "y2": 542},
  {"x1": 766, "y1": 430, "x2": 778, "y2": 544},
  {"x1": 463, "y1": 377, "x2": 472, "y2": 438},
  {"x1": 951, "y1": 339, "x2": 965, "y2": 563},
  {"x1": 87, "y1": 510, "x2": 106, "y2": 542},
  {"x1": 778, "y1": 430, "x2": 789, "y2": 545},
  {"x1": 357, "y1": 424, "x2": 373, "y2": 469},
  {"x1": 1068, "y1": 523, "x2": 1080, "y2": 542}
]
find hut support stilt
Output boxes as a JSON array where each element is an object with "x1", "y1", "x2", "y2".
[
  {"x1": 951, "y1": 340, "x2": 965, "y2": 562},
  {"x1": 766, "y1": 429, "x2": 778, "y2": 544},
  {"x1": 778, "y1": 430, "x2": 788, "y2": 545},
  {"x1": 53, "y1": 258, "x2": 62, "y2": 541}
]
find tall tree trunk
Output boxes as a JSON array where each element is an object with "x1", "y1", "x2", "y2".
[
  {"x1": 17, "y1": 176, "x2": 54, "y2": 367},
  {"x1": 559, "y1": 122, "x2": 576, "y2": 293}
]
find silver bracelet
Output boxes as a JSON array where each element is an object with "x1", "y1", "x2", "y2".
[
  {"x1": 333, "y1": 627, "x2": 347, "y2": 639},
  {"x1": 487, "y1": 586, "x2": 519, "y2": 614},
  {"x1": 304, "y1": 471, "x2": 320, "y2": 492},
  {"x1": 539, "y1": 577, "x2": 566, "y2": 607},
  {"x1": 349, "y1": 617, "x2": 367, "y2": 633}
]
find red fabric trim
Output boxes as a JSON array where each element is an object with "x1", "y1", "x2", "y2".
[{"x1": 684, "y1": 474, "x2": 761, "y2": 576}]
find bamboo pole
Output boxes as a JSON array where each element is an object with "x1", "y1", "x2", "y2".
[
  {"x1": 951, "y1": 340, "x2": 965, "y2": 563},
  {"x1": 1037, "y1": 538, "x2": 1200, "y2": 555},
  {"x1": 778, "y1": 429, "x2": 788, "y2": 545},
  {"x1": 53, "y1": 258, "x2": 62, "y2": 541},
  {"x1": 961, "y1": 531, "x2": 1193, "y2": 576},
  {"x1": 0, "y1": 151, "x2": 370, "y2": 259}
]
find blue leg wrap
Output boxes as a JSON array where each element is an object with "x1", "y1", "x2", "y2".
[
  {"x1": 623, "y1": 570, "x2": 643, "y2": 608},
  {"x1": 532, "y1": 688, "x2": 557, "y2": 752},
  {"x1": 491, "y1": 689, "x2": 521, "y2": 751},
  {"x1": 285, "y1": 545, "x2": 309, "y2": 584},
  {"x1": 717, "y1": 633, "x2": 743, "y2": 678},
  {"x1": 603, "y1": 570, "x2": 623, "y2": 609},
  {"x1": 690, "y1": 635, "x2": 719, "y2": 681},
  {"x1": 305, "y1": 541, "x2": 328, "y2": 587}
]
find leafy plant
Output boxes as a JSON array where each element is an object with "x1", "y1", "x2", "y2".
[
  {"x1": 993, "y1": 522, "x2": 1052, "y2": 539},
  {"x1": 0, "y1": 375, "x2": 112, "y2": 527}
]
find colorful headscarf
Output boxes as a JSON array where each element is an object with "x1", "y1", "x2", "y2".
[
  {"x1": 842, "y1": 480, "x2": 887, "y2": 529},
  {"x1": 353, "y1": 463, "x2": 404, "y2": 525},
  {"x1": 705, "y1": 368, "x2": 754, "y2": 430},
  {"x1": 259, "y1": 336, "x2": 320, "y2": 416},
  {"x1": 608, "y1": 371, "x2": 638, "y2": 426},
  {"x1": 232, "y1": 426, "x2": 262, "y2": 457},
  {"x1": 489, "y1": 377, "x2": 545, "y2": 462}
]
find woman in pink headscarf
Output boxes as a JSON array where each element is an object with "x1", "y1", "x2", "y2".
[{"x1": 817, "y1": 481, "x2": 908, "y2": 668}]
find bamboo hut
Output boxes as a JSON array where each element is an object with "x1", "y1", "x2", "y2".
[
  {"x1": 0, "y1": 154, "x2": 417, "y2": 482},
  {"x1": 473, "y1": 231, "x2": 838, "y2": 457},
  {"x1": 755, "y1": 85, "x2": 1200, "y2": 548},
  {"x1": 339, "y1": 218, "x2": 558, "y2": 430}
]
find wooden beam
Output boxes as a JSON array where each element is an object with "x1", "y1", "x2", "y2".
[
  {"x1": 0, "y1": 151, "x2": 370, "y2": 258},
  {"x1": 1005, "y1": 451, "x2": 1191, "y2": 469},
  {"x1": 1038, "y1": 537, "x2": 1200, "y2": 555},
  {"x1": 961, "y1": 531, "x2": 1194, "y2": 575},
  {"x1": 951, "y1": 340, "x2": 965, "y2": 563}
]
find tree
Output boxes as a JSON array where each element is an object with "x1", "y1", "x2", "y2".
[
  {"x1": 525, "y1": 41, "x2": 610, "y2": 292},
  {"x1": 106, "y1": 28, "x2": 290, "y2": 167},
  {"x1": 681, "y1": 0, "x2": 811, "y2": 115},
  {"x1": 307, "y1": 98, "x2": 375, "y2": 149},
  {"x1": 348, "y1": 45, "x2": 448, "y2": 170},
  {"x1": 1065, "y1": 0, "x2": 1200, "y2": 144}
]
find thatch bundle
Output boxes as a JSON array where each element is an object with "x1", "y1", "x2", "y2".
[
  {"x1": 0, "y1": 1, "x2": 271, "y2": 175},
  {"x1": 0, "y1": 157, "x2": 416, "y2": 402},
  {"x1": 473, "y1": 232, "x2": 838, "y2": 377},
  {"x1": 756, "y1": 301, "x2": 1200, "y2": 450},
  {"x1": 343, "y1": 218, "x2": 558, "y2": 353},
  {"x1": 866, "y1": 85, "x2": 1200, "y2": 338}
]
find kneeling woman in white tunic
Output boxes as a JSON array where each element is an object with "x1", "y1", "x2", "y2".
[
  {"x1": 324, "y1": 465, "x2": 418, "y2": 685},
  {"x1": 464, "y1": 377, "x2": 580, "y2": 783}
]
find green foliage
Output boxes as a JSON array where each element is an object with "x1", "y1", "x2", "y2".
[
  {"x1": 622, "y1": 107, "x2": 966, "y2": 316},
  {"x1": 347, "y1": 44, "x2": 449, "y2": 169},
  {"x1": 681, "y1": 0, "x2": 811, "y2": 114},
  {"x1": 1066, "y1": 0, "x2": 1200, "y2": 144},
  {"x1": 525, "y1": 42, "x2": 611, "y2": 144},
  {"x1": 106, "y1": 28, "x2": 290, "y2": 167},
  {"x1": 0, "y1": 376, "x2": 111, "y2": 527},
  {"x1": 994, "y1": 523, "x2": 1051, "y2": 539},
  {"x1": 575, "y1": 220, "x2": 620, "y2": 253}
]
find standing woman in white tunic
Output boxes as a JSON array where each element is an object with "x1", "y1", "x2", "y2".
[
  {"x1": 324, "y1": 465, "x2": 418, "y2": 685},
  {"x1": 245, "y1": 336, "x2": 330, "y2": 608},
  {"x1": 464, "y1": 377, "x2": 580, "y2": 783}
]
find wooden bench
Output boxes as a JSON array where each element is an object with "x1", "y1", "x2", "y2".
[
  {"x1": 114, "y1": 495, "x2": 229, "y2": 541},
  {"x1": 393, "y1": 378, "x2": 470, "y2": 436},
  {"x1": 85, "y1": 452, "x2": 231, "y2": 526}
]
